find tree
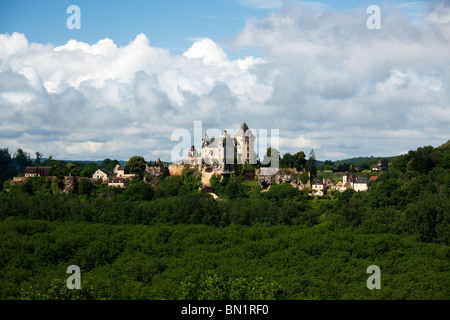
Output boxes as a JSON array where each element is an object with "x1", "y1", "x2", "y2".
[
  {"x1": 123, "y1": 179, "x2": 154, "y2": 201},
  {"x1": 34, "y1": 152, "x2": 43, "y2": 165},
  {"x1": 263, "y1": 183, "x2": 300, "y2": 201},
  {"x1": 293, "y1": 151, "x2": 306, "y2": 171},
  {"x1": 406, "y1": 146, "x2": 436, "y2": 174},
  {"x1": 224, "y1": 176, "x2": 246, "y2": 199},
  {"x1": 280, "y1": 153, "x2": 294, "y2": 168},
  {"x1": 323, "y1": 160, "x2": 334, "y2": 171},
  {"x1": 81, "y1": 168, "x2": 94, "y2": 177},
  {"x1": 50, "y1": 164, "x2": 69, "y2": 179},
  {"x1": 100, "y1": 158, "x2": 119, "y2": 173},
  {"x1": 42, "y1": 156, "x2": 60, "y2": 167},
  {"x1": 380, "y1": 158, "x2": 389, "y2": 171},
  {"x1": 78, "y1": 178, "x2": 94, "y2": 196},
  {"x1": 392, "y1": 153, "x2": 410, "y2": 172},
  {"x1": 307, "y1": 149, "x2": 317, "y2": 179},
  {"x1": 440, "y1": 153, "x2": 450, "y2": 169},
  {"x1": 336, "y1": 163, "x2": 350, "y2": 172},
  {"x1": 12, "y1": 148, "x2": 31, "y2": 171},
  {"x1": 125, "y1": 156, "x2": 147, "y2": 175},
  {"x1": 66, "y1": 163, "x2": 80, "y2": 176},
  {"x1": 0, "y1": 148, "x2": 13, "y2": 190}
]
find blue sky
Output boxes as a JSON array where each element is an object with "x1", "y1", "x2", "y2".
[
  {"x1": 1, "y1": 0, "x2": 265, "y2": 55},
  {"x1": 0, "y1": 0, "x2": 449, "y2": 161},
  {"x1": 0, "y1": 0, "x2": 436, "y2": 56}
]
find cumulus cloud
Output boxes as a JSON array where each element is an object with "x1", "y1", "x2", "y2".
[
  {"x1": 0, "y1": 32, "x2": 270, "y2": 161},
  {"x1": 231, "y1": 1, "x2": 450, "y2": 158},
  {"x1": 0, "y1": 1, "x2": 449, "y2": 162}
]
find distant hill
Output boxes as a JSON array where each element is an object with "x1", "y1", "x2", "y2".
[{"x1": 333, "y1": 156, "x2": 395, "y2": 166}]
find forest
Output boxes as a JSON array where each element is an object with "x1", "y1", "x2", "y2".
[{"x1": 0, "y1": 141, "x2": 449, "y2": 300}]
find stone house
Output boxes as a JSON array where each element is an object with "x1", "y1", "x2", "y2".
[
  {"x1": 372, "y1": 160, "x2": 382, "y2": 171},
  {"x1": 311, "y1": 178, "x2": 326, "y2": 196},
  {"x1": 108, "y1": 177, "x2": 128, "y2": 188},
  {"x1": 93, "y1": 169, "x2": 112, "y2": 182},
  {"x1": 354, "y1": 177, "x2": 369, "y2": 192},
  {"x1": 113, "y1": 164, "x2": 136, "y2": 179},
  {"x1": 342, "y1": 172, "x2": 358, "y2": 188},
  {"x1": 24, "y1": 166, "x2": 52, "y2": 177}
]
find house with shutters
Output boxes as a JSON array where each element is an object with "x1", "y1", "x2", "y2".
[
  {"x1": 311, "y1": 178, "x2": 326, "y2": 196},
  {"x1": 93, "y1": 168, "x2": 112, "y2": 182}
]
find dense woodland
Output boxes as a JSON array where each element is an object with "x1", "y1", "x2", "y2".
[{"x1": 0, "y1": 141, "x2": 449, "y2": 300}]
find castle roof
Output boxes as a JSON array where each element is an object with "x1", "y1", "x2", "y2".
[
  {"x1": 236, "y1": 121, "x2": 252, "y2": 137},
  {"x1": 240, "y1": 121, "x2": 249, "y2": 132}
]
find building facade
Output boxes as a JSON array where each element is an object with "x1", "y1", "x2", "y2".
[{"x1": 200, "y1": 121, "x2": 256, "y2": 171}]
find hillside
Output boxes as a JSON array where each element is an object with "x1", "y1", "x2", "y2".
[
  {"x1": 333, "y1": 156, "x2": 395, "y2": 166},
  {"x1": 0, "y1": 140, "x2": 449, "y2": 300}
]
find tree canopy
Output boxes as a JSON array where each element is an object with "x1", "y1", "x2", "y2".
[{"x1": 125, "y1": 156, "x2": 147, "y2": 174}]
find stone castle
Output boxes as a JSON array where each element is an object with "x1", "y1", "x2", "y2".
[{"x1": 178, "y1": 121, "x2": 256, "y2": 172}]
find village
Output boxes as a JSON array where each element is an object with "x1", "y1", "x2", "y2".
[{"x1": 11, "y1": 122, "x2": 382, "y2": 197}]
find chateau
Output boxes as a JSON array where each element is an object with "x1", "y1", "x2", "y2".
[{"x1": 184, "y1": 121, "x2": 256, "y2": 173}]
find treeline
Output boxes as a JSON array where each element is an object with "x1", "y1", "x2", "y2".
[
  {"x1": 1, "y1": 141, "x2": 449, "y2": 244},
  {"x1": 0, "y1": 147, "x2": 127, "y2": 189},
  {"x1": 1, "y1": 218, "x2": 449, "y2": 300},
  {"x1": 1, "y1": 142, "x2": 449, "y2": 243},
  {"x1": 0, "y1": 148, "x2": 33, "y2": 190}
]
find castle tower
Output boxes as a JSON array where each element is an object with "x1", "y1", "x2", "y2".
[{"x1": 235, "y1": 121, "x2": 256, "y2": 165}]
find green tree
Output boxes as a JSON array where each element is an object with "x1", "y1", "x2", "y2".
[
  {"x1": 78, "y1": 178, "x2": 94, "y2": 196},
  {"x1": 293, "y1": 151, "x2": 306, "y2": 171},
  {"x1": 380, "y1": 158, "x2": 389, "y2": 171},
  {"x1": 323, "y1": 160, "x2": 334, "y2": 171},
  {"x1": 50, "y1": 164, "x2": 69, "y2": 179},
  {"x1": 81, "y1": 168, "x2": 94, "y2": 177},
  {"x1": 123, "y1": 179, "x2": 154, "y2": 201},
  {"x1": 66, "y1": 163, "x2": 80, "y2": 176},
  {"x1": 12, "y1": 148, "x2": 31, "y2": 172},
  {"x1": 406, "y1": 146, "x2": 436, "y2": 174},
  {"x1": 440, "y1": 153, "x2": 450, "y2": 169},
  {"x1": 0, "y1": 148, "x2": 13, "y2": 191},
  {"x1": 280, "y1": 153, "x2": 294, "y2": 168},
  {"x1": 224, "y1": 176, "x2": 246, "y2": 199},
  {"x1": 307, "y1": 149, "x2": 317, "y2": 179},
  {"x1": 42, "y1": 155, "x2": 60, "y2": 167},
  {"x1": 125, "y1": 156, "x2": 147, "y2": 176},
  {"x1": 100, "y1": 158, "x2": 119, "y2": 173},
  {"x1": 33, "y1": 152, "x2": 43, "y2": 165},
  {"x1": 263, "y1": 183, "x2": 300, "y2": 201}
]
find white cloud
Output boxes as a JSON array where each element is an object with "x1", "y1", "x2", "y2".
[
  {"x1": 0, "y1": 32, "x2": 271, "y2": 160},
  {"x1": 1, "y1": 1, "x2": 449, "y2": 162}
]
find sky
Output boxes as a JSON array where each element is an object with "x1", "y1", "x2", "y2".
[{"x1": 0, "y1": 0, "x2": 449, "y2": 162}]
